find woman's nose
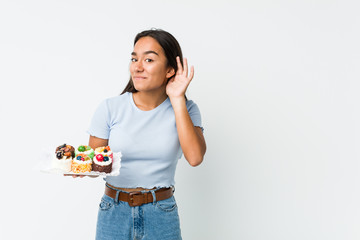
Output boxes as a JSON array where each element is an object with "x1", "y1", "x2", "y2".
[{"x1": 134, "y1": 61, "x2": 143, "y2": 72}]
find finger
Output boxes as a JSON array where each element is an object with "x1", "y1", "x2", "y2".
[
  {"x1": 188, "y1": 66, "x2": 194, "y2": 81},
  {"x1": 176, "y1": 56, "x2": 183, "y2": 74},
  {"x1": 183, "y1": 58, "x2": 188, "y2": 77},
  {"x1": 88, "y1": 175, "x2": 99, "y2": 178}
]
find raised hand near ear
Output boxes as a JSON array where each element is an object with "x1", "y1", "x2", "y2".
[{"x1": 166, "y1": 56, "x2": 194, "y2": 99}]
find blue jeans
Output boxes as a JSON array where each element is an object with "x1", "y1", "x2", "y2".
[{"x1": 96, "y1": 188, "x2": 182, "y2": 240}]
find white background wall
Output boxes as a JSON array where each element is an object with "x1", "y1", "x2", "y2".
[{"x1": 1, "y1": 0, "x2": 360, "y2": 239}]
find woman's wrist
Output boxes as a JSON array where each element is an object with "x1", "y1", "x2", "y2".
[{"x1": 169, "y1": 95, "x2": 186, "y2": 108}]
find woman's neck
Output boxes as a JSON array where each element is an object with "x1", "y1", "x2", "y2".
[{"x1": 132, "y1": 90, "x2": 168, "y2": 111}]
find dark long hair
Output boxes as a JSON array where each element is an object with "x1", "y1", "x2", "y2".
[{"x1": 121, "y1": 29, "x2": 183, "y2": 94}]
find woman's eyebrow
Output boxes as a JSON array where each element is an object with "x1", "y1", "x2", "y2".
[{"x1": 131, "y1": 50, "x2": 159, "y2": 56}]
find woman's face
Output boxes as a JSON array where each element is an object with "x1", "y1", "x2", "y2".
[{"x1": 130, "y1": 36, "x2": 174, "y2": 93}]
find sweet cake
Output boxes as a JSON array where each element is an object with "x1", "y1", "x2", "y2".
[
  {"x1": 52, "y1": 144, "x2": 75, "y2": 172},
  {"x1": 71, "y1": 153, "x2": 92, "y2": 173},
  {"x1": 92, "y1": 146, "x2": 113, "y2": 173},
  {"x1": 75, "y1": 145, "x2": 95, "y2": 160}
]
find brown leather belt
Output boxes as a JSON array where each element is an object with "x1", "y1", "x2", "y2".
[{"x1": 105, "y1": 184, "x2": 174, "y2": 207}]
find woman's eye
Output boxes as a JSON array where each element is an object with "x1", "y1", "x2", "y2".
[
  {"x1": 145, "y1": 58, "x2": 153, "y2": 62},
  {"x1": 131, "y1": 58, "x2": 137, "y2": 62}
]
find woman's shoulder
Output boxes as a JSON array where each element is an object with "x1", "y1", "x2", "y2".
[
  {"x1": 103, "y1": 92, "x2": 130, "y2": 105},
  {"x1": 96, "y1": 92, "x2": 131, "y2": 112}
]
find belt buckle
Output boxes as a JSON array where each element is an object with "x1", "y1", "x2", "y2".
[{"x1": 128, "y1": 191, "x2": 143, "y2": 207}]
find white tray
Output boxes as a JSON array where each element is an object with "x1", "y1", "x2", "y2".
[{"x1": 39, "y1": 149, "x2": 121, "y2": 176}]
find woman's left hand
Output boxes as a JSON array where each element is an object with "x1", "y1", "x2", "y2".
[{"x1": 166, "y1": 56, "x2": 194, "y2": 99}]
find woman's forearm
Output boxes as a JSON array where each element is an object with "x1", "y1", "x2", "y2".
[{"x1": 170, "y1": 96, "x2": 206, "y2": 166}]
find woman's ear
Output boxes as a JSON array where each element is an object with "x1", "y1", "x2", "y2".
[{"x1": 166, "y1": 67, "x2": 175, "y2": 79}]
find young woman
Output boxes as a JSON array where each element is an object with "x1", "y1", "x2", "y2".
[{"x1": 86, "y1": 29, "x2": 206, "y2": 239}]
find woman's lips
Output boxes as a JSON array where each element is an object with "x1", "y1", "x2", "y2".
[{"x1": 133, "y1": 76, "x2": 146, "y2": 80}]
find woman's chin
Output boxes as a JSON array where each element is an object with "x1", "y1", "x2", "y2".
[
  {"x1": 133, "y1": 85, "x2": 144, "y2": 91},
  {"x1": 133, "y1": 84, "x2": 166, "y2": 93}
]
